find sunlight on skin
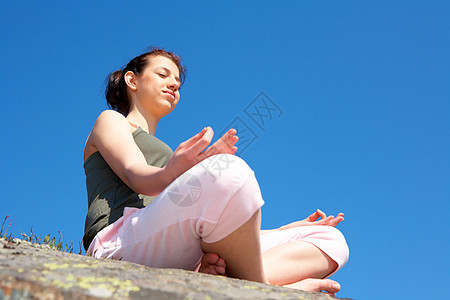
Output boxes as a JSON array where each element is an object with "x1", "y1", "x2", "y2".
[
  {"x1": 199, "y1": 210, "x2": 345, "y2": 295},
  {"x1": 199, "y1": 251, "x2": 341, "y2": 295}
]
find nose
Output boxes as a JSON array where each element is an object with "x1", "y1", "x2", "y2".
[{"x1": 167, "y1": 76, "x2": 180, "y2": 92}]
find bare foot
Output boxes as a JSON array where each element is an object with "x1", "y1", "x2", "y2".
[
  {"x1": 283, "y1": 278, "x2": 341, "y2": 297},
  {"x1": 198, "y1": 252, "x2": 227, "y2": 276}
]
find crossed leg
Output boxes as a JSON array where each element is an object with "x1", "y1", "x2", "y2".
[
  {"x1": 198, "y1": 241, "x2": 340, "y2": 295},
  {"x1": 198, "y1": 226, "x2": 348, "y2": 296},
  {"x1": 263, "y1": 240, "x2": 341, "y2": 296},
  {"x1": 263, "y1": 240, "x2": 337, "y2": 284},
  {"x1": 200, "y1": 210, "x2": 269, "y2": 284}
]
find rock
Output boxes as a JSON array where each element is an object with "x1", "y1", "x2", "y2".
[{"x1": 0, "y1": 238, "x2": 350, "y2": 300}]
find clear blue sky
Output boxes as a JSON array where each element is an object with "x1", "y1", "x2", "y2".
[{"x1": 1, "y1": 1, "x2": 449, "y2": 299}]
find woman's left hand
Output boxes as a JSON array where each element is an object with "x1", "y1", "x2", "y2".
[
  {"x1": 277, "y1": 209, "x2": 344, "y2": 230},
  {"x1": 200, "y1": 128, "x2": 238, "y2": 159}
]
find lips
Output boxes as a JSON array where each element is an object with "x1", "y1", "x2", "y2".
[{"x1": 162, "y1": 90, "x2": 175, "y2": 100}]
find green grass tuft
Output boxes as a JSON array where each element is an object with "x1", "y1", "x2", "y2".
[{"x1": 2, "y1": 215, "x2": 82, "y2": 254}]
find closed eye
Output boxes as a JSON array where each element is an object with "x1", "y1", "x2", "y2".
[{"x1": 158, "y1": 73, "x2": 167, "y2": 78}]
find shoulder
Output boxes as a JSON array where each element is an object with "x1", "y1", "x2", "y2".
[
  {"x1": 91, "y1": 110, "x2": 131, "y2": 133},
  {"x1": 84, "y1": 110, "x2": 128, "y2": 160},
  {"x1": 86, "y1": 110, "x2": 132, "y2": 154},
  {"x1": 95, "y1": 109, "x2": 127, "y2": 125}
]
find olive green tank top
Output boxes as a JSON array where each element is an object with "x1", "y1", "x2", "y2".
[{"x1": 83, "y1": 127, "x2": 173, "y2": 250}]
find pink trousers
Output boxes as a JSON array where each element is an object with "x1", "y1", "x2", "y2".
[{"x1": 87, "y1": 154, "x2": 349, "y2": 276}]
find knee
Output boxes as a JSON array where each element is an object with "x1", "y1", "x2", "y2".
[
  {"x1": 205, "y1": 154, "x2": 263, "y2": 209},
  {"x1": 322, "y1": 226, "x2": 346, "y2": 242},
  {"x1": 191, "y1": 155, "x2": 264, "y2": 243},
  {"x1": 321, "y1": 226, "x2": 349, "y2": 265},
  {"x1": 202, "y1": 154, "x2": 252, "y2": 177},
  {"x1": 303, "y1": 226, "x2": 349, "y2": 265},
  {"x1": 191, "y1": 154, "x2": 255, "y2": 193}
]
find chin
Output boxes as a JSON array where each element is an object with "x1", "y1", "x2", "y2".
[{"x1": 158, "y1": 107, "x2": 176, "y2": 118}]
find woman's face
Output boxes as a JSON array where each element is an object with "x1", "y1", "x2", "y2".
[{"x1": 132, "y1": 55, "x2": 181, "y2": 119}]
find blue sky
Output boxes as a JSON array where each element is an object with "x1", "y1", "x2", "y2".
[{"x1": 1, "y1": 1, "x2": 449, "y2": 299}]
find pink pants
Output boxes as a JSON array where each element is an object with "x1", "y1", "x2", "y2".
[{"x1": 87, "y1": 154, "x2": 349, "y2": 276}]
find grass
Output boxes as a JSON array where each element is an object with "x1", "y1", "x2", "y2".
[
  {"x1": 1, "y1": 215, "x2": 82, "y2": 254},
  {"x1": 0, "y1": 215, "x2": 13, "y2": 242}
]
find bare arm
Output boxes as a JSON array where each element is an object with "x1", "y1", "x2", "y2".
[{"x1": 89, "y1": 110, "x2": 238, "y2": 196}]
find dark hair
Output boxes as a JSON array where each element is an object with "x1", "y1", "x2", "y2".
[{"x1": 105, "y1": 47, "x2": 186, "y2": 116}]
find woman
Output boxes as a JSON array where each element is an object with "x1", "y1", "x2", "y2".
[{"x1": 83, "y1": 48, "x2": 349, "y2": 296}]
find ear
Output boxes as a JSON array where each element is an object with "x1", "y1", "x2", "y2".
[{"x1": 124, "y1": 71, "x2": 138, "y2": 91}]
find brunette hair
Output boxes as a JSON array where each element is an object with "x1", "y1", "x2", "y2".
[{"x1": 105, "y1": 47, "x2": 186, "y2": 116}]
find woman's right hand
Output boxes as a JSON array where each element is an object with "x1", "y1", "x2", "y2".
[
  {"x1": 162, "y1": 127, "x2": 238, "y2": 183},
  {"x1": 277, "y1": 209, "x2": 345, "y2": 230}
]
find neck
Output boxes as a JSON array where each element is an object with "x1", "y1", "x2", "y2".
[{"x1": 126, "y1": 109, "x2": 160, "y2": 135}]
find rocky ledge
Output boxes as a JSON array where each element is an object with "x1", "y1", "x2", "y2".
[{"x1": 0, "y1": 238, "x2": 350, "y2": 300}]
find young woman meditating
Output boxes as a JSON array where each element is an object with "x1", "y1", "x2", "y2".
[{"x1": 82, "y1": 48, "x2": 349, "y2": 296}]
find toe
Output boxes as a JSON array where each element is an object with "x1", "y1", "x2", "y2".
[
  {"x1": 209, "y1": 269, "x2": 218, "y2": 275},
  {"x1": 204, "y1": 252, "x2": 220, "y2": 265},
  {"x1": 321, "y1": 280, "x2": 340, "y2": 293},
  {"x1": 215, "y1": 266, "x2": 226, "y2": 275},
  {"x1": 216, "y1": 257, "x2": 226, "y2": 267}
]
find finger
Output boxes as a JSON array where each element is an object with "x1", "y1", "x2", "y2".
[
  {"x1": 224, "y1": 128, "x2": 237, "y2": 139},
  {"x1": 218, "y1": 129, "x2": 238, "y2": 148},
  {"x1": 209, "y1": 130, "x2": 238, "y2": 154},
  {"x1": 178, "y1": 127, "x2": 207, "y2": 149},
  {"x1": 224, "y1": 129, "x2": 238, "y2": 147},
  {"x1": 316, "y1": 209, "x2": 327, "y2": 220},
  {"x1": 306, "y1": 211, "x2": 320, "y2": 222},
  {"x1": 187, "y1": 127, "x2": 214, "y2": 155},
  {"x1": 316, "y1": 216, "x2": 334, "y2": 225},
  {"x1": 329, "y1": 216, "x2": 344, "y2": 227},
  {"x1": 328, "y1": 219, "x2": 339, "y2": 227},
  {"x1": 203, "y1": 131, "x2": 238, "y2": 158},
  {"x1": 327, "y1": 215, "x2": 344, "y2": 226},
  {"x1": 205, "y1": 139, "x2": 236, "y2": 156},
  {"x1": 227, "y1": 135, "x2": 239, "y2": 149}
]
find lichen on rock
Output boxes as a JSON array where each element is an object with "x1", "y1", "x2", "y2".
[{"x1": 0, "y1": 238, "x2": 350, "y2": 300}]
